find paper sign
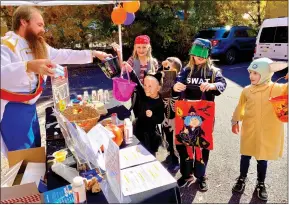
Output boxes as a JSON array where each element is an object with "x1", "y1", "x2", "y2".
[
  {"x1": 86, "y1": 124, "x2": 115, "y2": 171},
  {"x1": 104, "y1": 138, "x2": 122, "y2": 203},
  {"x1": 87, "y1": 124, "x2": 114, "y2": 150},
  {"x1": 119, "y1": 145, "x2": 156, "y2": 169},
  {"x1": 75, "y1": 124, "x2": 99, "y2": 167},
  {"x1": 51, "y1": 66, "x2": 70, "y2": 112}
]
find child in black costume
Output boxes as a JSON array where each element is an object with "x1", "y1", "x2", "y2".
[
  {"x1": 160, "y1": 57, "x2": 182, "y2": 172},
  {"x1": 130, "y1": 70, "x2": 165, "y2": 156}
]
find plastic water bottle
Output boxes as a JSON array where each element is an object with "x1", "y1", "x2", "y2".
[
  {"x1": 104, "y1": 90, "x2": 110, "y2": 104},
  {"x1": 124, "y1": 118, "x2": 133, "y2": 144},
  {"x1": 72, "y1": 176, "x2": 87, "y2": 204},
  {"x1": 83, "y1": 91, "x2": 89, "y2": 101},
  {"x1": 97, "y1": 89, "x2": 104, "y2": 103},
  {"x1": 111, "y1": 113, "x2": 119, "y2": 125},
  {"x1": 91, "y1": 90, "x2": 97, "y2": 101}
]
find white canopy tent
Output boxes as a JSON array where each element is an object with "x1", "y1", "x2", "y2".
[
  {"x1": 1, "y1": 0, "x2": 133, "y2": 60},
  {"x1": 1, "y1": 1, "x2": 118, "y2": 6}
]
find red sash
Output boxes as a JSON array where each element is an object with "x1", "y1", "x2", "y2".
[{"x1": 0, "y1": 75, "x2": 44, "y2": 102}]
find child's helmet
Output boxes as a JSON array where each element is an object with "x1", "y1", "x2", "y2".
[
  {"x1": 247, "y1": 57, "x2": 274, "y2": 85},
  {"x1": 189, "y1": 38, "x2": 212, "y2": 59}
]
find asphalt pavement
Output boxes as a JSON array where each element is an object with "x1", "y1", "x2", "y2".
[
  {"x1": 39, "y1": 61, "x2": 288, "y2": 203},
  {"x1": 1, "y1": 60, "x2": 287, "y2": 204},
  {"x1": 173, "y1": 62, "x2": 288, "y2": 204}
]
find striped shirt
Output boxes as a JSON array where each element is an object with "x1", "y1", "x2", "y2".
[{"x1": 127, "y1": 56, "x2": 158, "y2": 84}]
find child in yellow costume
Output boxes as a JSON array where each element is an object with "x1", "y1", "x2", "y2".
[{"x1": 231, "y1": 57, "x2": 288, "y2": 201}]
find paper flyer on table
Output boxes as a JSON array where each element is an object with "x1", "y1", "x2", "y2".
[
  {"x1": 121, "y1": 161, "x2": 177, "y2": 196},
  {"x1": 119, "y1": 145, "x2": 156, "y2": 169}
]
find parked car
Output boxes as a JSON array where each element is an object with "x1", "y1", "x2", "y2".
[
  {"x1": 254, "y1": 17, "x2": 288, "y2": 62},
  {"x1": 194, "y1": 26, "x2": 257, "y2": 64}
]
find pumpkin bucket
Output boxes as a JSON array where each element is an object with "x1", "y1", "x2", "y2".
[
  {"x1": 112, "y1": 68, "x2": 136, "y2": 102},
  {"x1": 269, "y1": 77, "x2": 288, "y2": 123}
]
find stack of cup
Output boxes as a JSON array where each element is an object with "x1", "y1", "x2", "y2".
[
  {"x1": 97, "y1": 89, "x2": 104, "y2": 103},
  {"x1": 91, "y1": 90, "x2": 97, "y2": 101},
  {"x1": 104, "y1": 90, "x2": 110, "y2": 104}
]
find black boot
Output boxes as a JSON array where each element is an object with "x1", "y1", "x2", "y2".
[
  {"x1": 232, "y1": 176, "x2": 247, "y2": 193},
  {"x1": 256, "y1": 181, "x2": 268, "y2": 201},
  {"x1": 181, "y1": 158, "x2": 194, "y2": 178},
  {"x1": 198, "y1": 176, "x2": 208, "y2": 191}
]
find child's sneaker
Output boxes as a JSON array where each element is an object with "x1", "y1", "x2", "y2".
[
  {"x1": 256, "y1": 182, "x2": 268, "y2": 201},
  {"x1": 198, "y1": 176, "x2": 208, "y2": 191},
  {"x1": 232, "y1": 176, "x2": 247, "y2": 193}
]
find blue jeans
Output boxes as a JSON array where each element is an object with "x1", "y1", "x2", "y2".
[{"x1": 240, "y1": 155, "x2": 267, "y2": 182}]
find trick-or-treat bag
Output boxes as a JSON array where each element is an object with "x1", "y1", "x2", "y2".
[
  {"x1": 175, "y1": 92, "x2": 215, "y2": 150},
  {"x1": 159, "y1": 70, "x2": 177, "y2": 98}
]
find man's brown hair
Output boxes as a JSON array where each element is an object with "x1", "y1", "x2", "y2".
[
  {"x1": 12, "y1": 6, "x2": 42, "y2": 32},
  {"x1": 12, "y1": 6, "x2": 47, "y2": 59}
]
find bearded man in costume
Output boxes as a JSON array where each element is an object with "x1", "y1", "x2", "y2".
[{"x1": 1, "y1": 6, "x2": 112, "y2": 155}]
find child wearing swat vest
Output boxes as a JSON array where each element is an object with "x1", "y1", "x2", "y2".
[{"x1": 173, "y1": 38, "x2": 227, "y2": 191}]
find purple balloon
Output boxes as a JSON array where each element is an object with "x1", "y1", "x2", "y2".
[{"x1": 123, "y1": 12, "x2": 135, "y2": 26}]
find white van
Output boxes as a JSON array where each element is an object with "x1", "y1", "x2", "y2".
[{"x1": 254, "y1": 17, "x2": 288, "y2": 62}]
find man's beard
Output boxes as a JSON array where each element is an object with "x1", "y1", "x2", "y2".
[{"x1": 25, "y1": 27, "x2": 48, "y2": 59}]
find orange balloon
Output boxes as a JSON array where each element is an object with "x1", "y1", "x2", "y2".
[
  {"x1": 111, "y1": 7, "x2": 127, "y2": 25},
  {"x1": 123, "y1": 1, "x2": 140, "y2": 13}
]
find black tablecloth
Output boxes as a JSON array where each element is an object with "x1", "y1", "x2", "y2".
[{"x1": 45, "y1": 106, "x2": 181, "y2": 204}]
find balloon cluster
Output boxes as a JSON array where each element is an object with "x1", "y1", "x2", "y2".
[{"x1": 111, "y1": 1, "x2": 140, "y2": 26}]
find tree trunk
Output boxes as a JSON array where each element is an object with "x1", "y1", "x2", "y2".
[
  {"x1": 257, "y1": 0, "x2": 262, "y2": 26},
  {"x1": 183, "y1": 0, "x2": 190, "y2": 22}
]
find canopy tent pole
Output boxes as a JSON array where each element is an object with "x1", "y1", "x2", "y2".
[{"x1": 118, "y1": 24, "x2": 123, "y2": 62}]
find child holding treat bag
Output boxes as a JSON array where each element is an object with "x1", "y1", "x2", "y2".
[
  {"x1": 231, "y1": 57, "x2": 288, "y2": 201},
  {"x1": 173, "y1": 38, "x2": 227, "y2": 191},
  {"x1": 112, "y1": 35, "x2": 158, "y2": 118},
  {"x1": 129, "y1": 70, "x2": 165, "y2": 156},
  {"x1": 159, "y1": 57, "x2": 183, "y2": 172}
]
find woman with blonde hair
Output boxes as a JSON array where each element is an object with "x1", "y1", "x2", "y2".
[
  {"x1": 113, "y1": 35, "x2": 158, "y2": 117},
  {"x1": 172, "y1": 38, "x2": 227, "y2": 191}
]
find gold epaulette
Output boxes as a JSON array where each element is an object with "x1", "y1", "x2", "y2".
[{"x1": 1, "y1": 37, "x2": 18, "y2": 53}]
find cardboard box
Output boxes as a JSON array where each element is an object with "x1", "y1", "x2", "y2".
[{"x1": 1, "y1": 147, "x2": 46, "y2": 204}]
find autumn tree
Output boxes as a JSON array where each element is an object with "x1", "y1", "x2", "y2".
[
  {"x1": 216, "y1": 0, "x2": 268, "y2": 30},
  {"x1": 1, "y1": 1, "x2": 286, "y2": 60},
  {"x1": 42, "y1": 5, "x2": 116, "y2": 49}
]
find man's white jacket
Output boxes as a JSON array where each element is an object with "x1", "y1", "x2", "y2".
[{"x1": 1, "y1": 31, "x2": 94, "y2": 155}]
